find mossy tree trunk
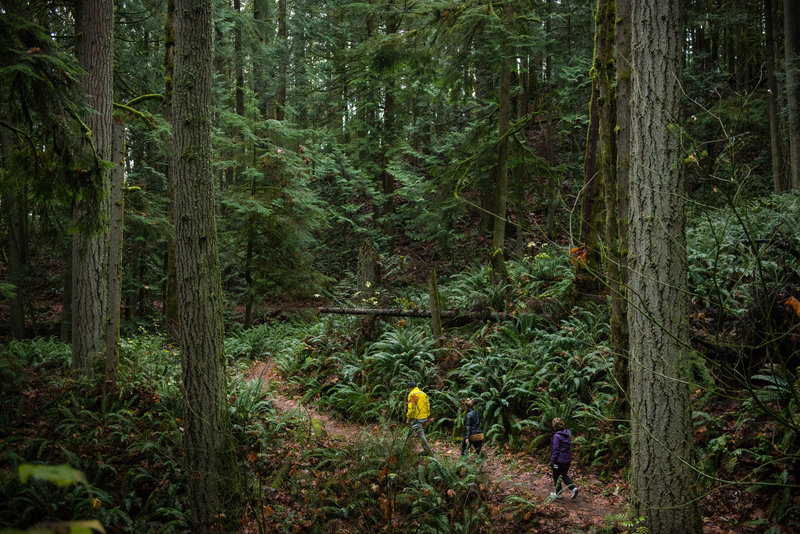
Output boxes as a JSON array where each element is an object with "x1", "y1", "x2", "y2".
[
  {"x1": 490, "y1": 1, "x2": 512, "y2": 284},
  {"x1": 612, "y1": 0, "x2": 631, "y2": 412},
  {"x1": 164, "y1": 0, "x2": 180, "y2": 343},
  {"x1": 784, "y1": 0, "x2": 800, "y2": 189}
]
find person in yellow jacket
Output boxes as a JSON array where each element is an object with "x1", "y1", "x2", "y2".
[{"x1": 405, "y1": 381, "x2": 432, "y2": 454}]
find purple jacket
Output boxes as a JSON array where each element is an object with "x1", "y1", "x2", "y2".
[{"x1": 550, "y1": 429, "x2": 572, "y2": 464}]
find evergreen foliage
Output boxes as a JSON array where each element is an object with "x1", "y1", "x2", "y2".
[{"x1": 1, "y1": 0, "x2": 799, "y2": 530}]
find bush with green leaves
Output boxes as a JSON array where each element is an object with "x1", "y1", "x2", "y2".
[
  {"x1": 251, "y1": 423, "x2": 490, "y2": 533},
  {"x1": 440, "y1": 302, "x2": 615, "y2": 456},
  {"x1": 0, "y1": 334, "x2": 190, "y2": 533},
  {"x1": 687, "y1": 192, "x2": 799, "y2": 321},
  {"x1": 304, "y1": 323, "x2": 442, "y2": 423}
]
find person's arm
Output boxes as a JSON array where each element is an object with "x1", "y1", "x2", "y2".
[{"x1": 550, "y1": 434, "x2": 559, "y2": 465}]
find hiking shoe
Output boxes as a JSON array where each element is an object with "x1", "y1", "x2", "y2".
[
  {"x1": 549, "y1": 492, "x2": 563, "y2": 499},
  {"x1": 570, "y1": 487, "x2": 579, "y2": 499}
]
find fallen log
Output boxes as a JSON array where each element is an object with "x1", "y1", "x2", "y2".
[{"x1": 262, "y1": 306, "x2": 513, "y2": 322}]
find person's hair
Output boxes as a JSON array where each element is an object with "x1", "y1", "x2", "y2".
[
  {"x1": 463, "y1": 398, "x2": 474, "y2": 410},
  {"x1": 552, "y1": 417, "x2": 565, "y2": 431}
]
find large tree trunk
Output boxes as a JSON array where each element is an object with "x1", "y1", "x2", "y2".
[
  {"x1": 173, "y1": 1, "x2": 241, "y2": 530},
  {"x1": 104, "y1": 122, "x2": 125, "y2": 392},
  {"x1": 72, "y1": 0, "x2": 113, "y2": 377},
  {"x1": 784, "y1": 0, "x2": 800, "y2": 189},
  {"x1": 628, "y1": 1, "x2": 701, "y2": 532},
  {"x1": 613, "y1": 0, "x2": 631, "y2": 411},
  {"x1": 164, "y1": 0, "x2": 180, "y2": 343}
]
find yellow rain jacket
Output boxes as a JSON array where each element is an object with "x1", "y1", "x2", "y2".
[{"x1": 406, "y1": 386, "x2": 430, "y2": 420}]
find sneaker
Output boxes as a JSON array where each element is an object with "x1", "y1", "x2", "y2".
[
  {"x1": 549, "y1": 492, "x2": 563, "y2": 499},
  {"x1": 570, "y1": 487, "x2": 579, "y2": 499}
]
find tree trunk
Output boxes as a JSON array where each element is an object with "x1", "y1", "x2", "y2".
[
  {"x1": 784, "y1": 0, "x2": 800, "y2": 189},
  {"x1": 1, "y1": 126, "x2": 28, "y2": 339},
  {"x1": 428, "y1": 269, "x2": 443, "y2": 346},
  {"x1": 581, "y1": 7, "x2": 605, "y2": 276},
  {"x1": 515, "y1": 55, "x2": 532, "y2": 257},
  {"x1": 595, "y1": 0, "x2": 628, "y2": 412},
  {"x1": 357, "y1": 240, "x2": 381, "y2": 303},
  {"x1": 164, "y1": 0, "x2": 180, "y2": 343},
  {"x1": 72, "y1": 0, "x2": 113, "y2": 377},
  {"x1": 613, "y1": 0, "x2": 631, "y2": 412},
  {"x1": 60, "y1": 249, "x2": 72, "y2": 343},
  {"x1": 104, "y1": 122, "x2": 125, "y2": 393},
  {"x1": 253, "y1": 0, "x2": 271, "y2": 119},
  {"x1": 543, "y1": 2, "x2": 558, "y2": 241},
  {"x1": 276, "y1": 0, "x2": 287, "y2": 121},
  {"x1": 765, "y1": 0, "x2": 786, "y2": 193},
  {"x1": 173, "y1": 0, "x2": 242, "y2": 530},
  {"x1": 491, "y1": 3, "x2": 512, "y2": 284},
  {"x1": 381, "y1": 86, "x2": 396, "y2": 241},
  {"x1": 244, "y1": 174, "x2": 257, "y2": 328},
  {"x1": 628, "y1": 1, "x2": 701, "y2": 532}
]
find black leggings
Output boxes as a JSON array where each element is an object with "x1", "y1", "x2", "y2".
[
  {"x1": 552, "y1": 462, "x2": 575, "y2": 493},
  {"x1": 461, "y1": 438, "x2": 484, "y2": 456}
]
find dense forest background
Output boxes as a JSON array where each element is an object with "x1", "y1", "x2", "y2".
[{"x1": 1, "y1": 0, "x2": 799, "y2": 532}]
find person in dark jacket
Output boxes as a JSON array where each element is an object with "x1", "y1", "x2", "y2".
[
  {"x1": 549, "y1": 417, "x2": 578, "y2": 499},
  {"x1": 461, "y1": 398, "x2": 484, "y2": 457}
]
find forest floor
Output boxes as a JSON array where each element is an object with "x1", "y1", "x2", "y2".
[{"x1": 243, "y1": 360, "x2": 750, "y2": 533}]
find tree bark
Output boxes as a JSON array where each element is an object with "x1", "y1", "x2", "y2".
[
  {"x1": 357, "y1": 240, "x2": 381, "y2": 303},
  {"x1": 276, "y1": 0, "x2": 287, "y2": 121},
  {"x1": 104, "y1": 121, "x2": 125, "y2": 392},
  {"x1": 765, "y1": 0, "x2": 786, "y2": 193},
  {"x1": 164, "y1": 0, "x2": 180, "y2": 343},
  {"x1": 428, "y1": 269, "x2": 443, "y2": 346},
  {"x1": 628, "y1": 1, "x2": 701, "y2": 532},
  {"x1": 1, "y1": 126, "x2": 28, "y2": 339},
  {"x1": 491, "y1": 2, "x2": 512, "y2": 284},
  {"x1": 581, "y1": 2, "x2": 606, "y2": 277},
  {"x1": 613, "y1": 0, "x2": 631, "y2": 411},
  {"x1": 784, "y1": 0, "x2": 800, "y2": 189},
  {"x1": 72, "y1": 0, "x2": 113, "y2": 377},
  {"x1": 173, "y1": 0, "x2": 242, "y2": 530}
]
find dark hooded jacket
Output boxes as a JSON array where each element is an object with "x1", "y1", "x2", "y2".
[
  {"x1": 464, "y1": 408, "x2": 483, "y2": 439},
  {"x1": 550, "y1": 429, "x2": 572, "y2": 464}
]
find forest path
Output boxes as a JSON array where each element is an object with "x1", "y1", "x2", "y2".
[{"x1": 243, "y1": 360, "x2": 627, "y2": 532}]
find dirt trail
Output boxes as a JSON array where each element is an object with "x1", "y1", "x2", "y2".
[{"x1": 244, "y1": 360, "x2": 626, "y2": 532}]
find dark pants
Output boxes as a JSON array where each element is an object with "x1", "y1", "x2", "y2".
[
  {"x1": 461, "y1": 438, "x2": 484, "y2": 457},
  {"x1": 552, "y1": 462, "x2": 575, "y2": 494}
]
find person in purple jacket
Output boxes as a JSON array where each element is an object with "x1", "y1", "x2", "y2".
[{"x1": 549, "y1": 417, "x2": 578, "y2": 499}]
